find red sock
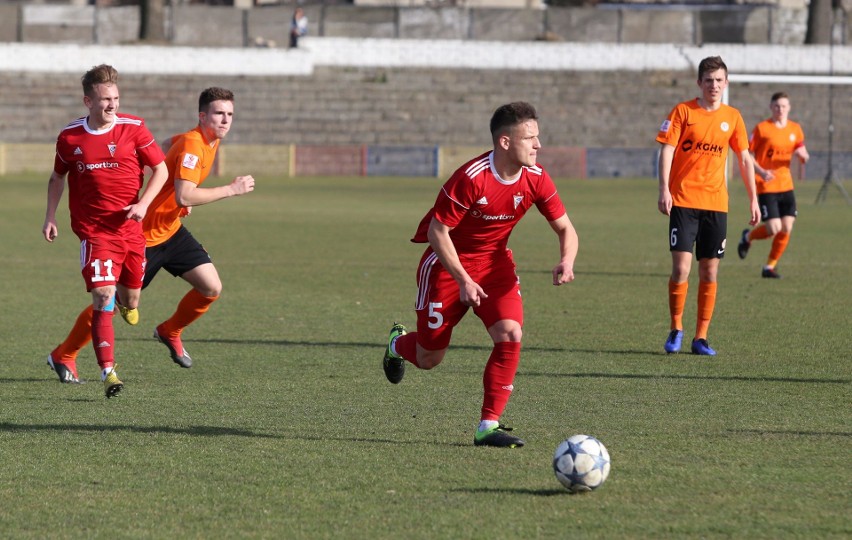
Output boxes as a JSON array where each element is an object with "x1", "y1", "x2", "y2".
[
  {"x1": 52, "y1": 305, "x2": 94, "y2": 363},
  {"x1": 91, "y1": 308, "x2": 115, "y2": 369},
  {"x1": 695, "y1": 281, "x2": 717, "y2": 340},
  {"x1": 480, "y1": 341, "x2": 521, "y2": 422},
  {"x1": 668, "y1": 279, "x2": 688, "y2": 330},
  {"x1": 767, "y1": 231, "x2": 790, "y2": 268},
  {"x1": 158, "y1": 289, "x2": 218, "y2": 338},
  {"x1": 394, "y1": 332, "x2": 419, "y2": 367}
]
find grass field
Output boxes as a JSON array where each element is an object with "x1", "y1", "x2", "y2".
[{"x1": 1, "y1": 173, "x2": 850, "y2": 539}]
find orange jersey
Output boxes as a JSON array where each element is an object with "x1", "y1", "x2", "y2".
[
  {"x1": 656, "y1": 99, "x2": 750, "y2": 212},
  {"x1": 750, "y1": 118, "x2": 805, "y2": 194},
  {"x1": 143, "y1": 126, "x2": 220, "y2": 247}
]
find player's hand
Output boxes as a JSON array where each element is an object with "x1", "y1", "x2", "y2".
[
  {"x1": 748, "y1": 200, "x2": 760, "y2": 226},
  {"x1": 123, "y1": 203, "x2": 148, "y2": 222},
  {"x1": 42, "y1": 221, "x2": 58, "y2": 242},
  {"x1": 231, "y1": 175, "x2": 255, "y2": 196},
  {"x1": 459, "y1": 280, "x2": 488, "y2": 307},
  {"x1": 657, "y1": 190, "x2": 673, "y2": 216},
  {"x1": 552, "y1": 263, "x2": 575, "y2": 285},
  {"x1": 179, "y1": 206, "x2": 192, "y2": 218},
  {"x1": 762, "y1": 169, "x2": 776, "y2": 182}
]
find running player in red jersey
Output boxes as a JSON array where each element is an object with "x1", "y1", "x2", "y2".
[
  {"x1": 382, "y1": 102, "x2": 579, "y2": 448},
  {"x1": 46, "y1": 87, "x2": 255, "y2": 380},
  {"x1": 737, "y1": 92, "x2": 809, "y2": 278},
  {"x1": 656, "y1": 56, "x2": 760, "y2": 357},
  {"x1": 42, "y1": 64, "x2": 168, "y2": 398}
]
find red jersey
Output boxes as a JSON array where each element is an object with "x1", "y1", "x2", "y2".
[
  {"x1": 54, "y1": 114, "x2": 164, "y2": 240},
  {"x1": 143, "y1": 127, "x2": 219, "y2": 247},
  {"x1": 412, "y1": 152, "x2": 565, "y2": 256},
  {"x1": 750, "y1": 118, "x2": 805, "y2": 194}
]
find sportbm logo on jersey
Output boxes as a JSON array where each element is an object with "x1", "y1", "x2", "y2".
[{"x1": 78, "y1": 161, "x2": 120, "y2": 172}]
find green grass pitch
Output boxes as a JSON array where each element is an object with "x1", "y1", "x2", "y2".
[{"x1": 1, "y1": 173, "x2": 849, "y2": 538}]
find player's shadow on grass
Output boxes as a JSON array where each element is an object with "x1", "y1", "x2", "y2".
[
  {"x1": 0, "y1": 422, "x2": 468, "y2": 446},
  {"x1": 451, "y1": 487, "x2": 567, "y2": 497}
]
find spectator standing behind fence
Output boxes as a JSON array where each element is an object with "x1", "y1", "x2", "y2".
[{"x1": 289, "y1": 7, "x2": 308, "y2": 49}]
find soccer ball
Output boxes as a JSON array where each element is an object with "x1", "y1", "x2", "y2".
[{"x1": 553, "y1": 434, "x2": 611, "y2": 492}]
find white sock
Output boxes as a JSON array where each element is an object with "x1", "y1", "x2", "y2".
[
  {"x1": 101, "y1": 367, "x2": 113, "y2": 381},
  {"x1": 478, "y1": 420, "x2": 499, "y2": 433},
  {"x1": 390, "y1": 337, "x2": 399, "y2": 357}
]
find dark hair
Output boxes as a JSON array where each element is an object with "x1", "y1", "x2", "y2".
[
  {"x1": 81, "y1": 64, "x2": 118, "y2": 97},
  {"x1": 697, "y1": 56, "x2": 728, "y2": 81},
  {"x1": 199, "y1": 87, "x2": 234, "y2": 113},
  {"x1": 771, "y1": 91, "x2": 789, "y2": 102},
  {"x1": 490, "y1": 102, "x2": 538, "y2": 144}
]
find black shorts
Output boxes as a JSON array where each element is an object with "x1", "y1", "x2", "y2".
[
  {"x1": 143, "y1": 226, "x2": 212, "y2": 290},
  {"x1": 759, "y1": 191, "x2": 797, "y2": 221},
  {"x1": 668, "y1": 206, "x2": 728, "y2": 260}
]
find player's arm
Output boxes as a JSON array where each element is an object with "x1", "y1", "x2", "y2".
[
  {"x1": 657, "y1": 143, "x2": 675, "y2": 216},
  {"x1": 426, "y1": 217, "x2": 487, "y2": 307},
  {"x1": 750, "y1": 153, "x2": 775, "y2": 182},
  {"x1": 43, "y1": 171, "x2": 67, "y2": 242},
  {"x1": 125, "y1": 161, "x2": 169, "y2": 222},
  {"x1": 174, "y1": 175, "x2": 255, "y2": 208},
  {"x1": 548, "y1": 213, "x2": 578, "y2": 286},
  {"x1": 735, "y1": 149, "x2": 760, "y2": 226},
  {"x1": 794, "y1": 143, "x2": 810, "y2": 164}
]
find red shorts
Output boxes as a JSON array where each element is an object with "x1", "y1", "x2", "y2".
[
  {"x1": 79, "y1": 235, "x2": 146, "y2": 292},
  {"x1": 414, "y1": 248, "x2": 523, "y2": 350}
]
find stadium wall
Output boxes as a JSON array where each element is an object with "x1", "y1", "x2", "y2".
[
  {"x1": 0, "y1": 3, "x2": 833, "y2": 47},
  {"x1": 0, "y1": 40, "x2": 849, "y2": 179}
]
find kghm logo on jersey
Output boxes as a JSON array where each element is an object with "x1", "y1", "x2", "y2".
[{"x1": 681, "y1": 139, "x2": 724, "y2": 157}]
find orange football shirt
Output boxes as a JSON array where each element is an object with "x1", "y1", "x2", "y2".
[
  {"x1": 750, "y1": 119, "x2": 805, "y2": 194},
  {"x1": 656, "y1": 99, "x2": 750, "y2": 212},
  {"x1": 143, "y1": 126, "x2": 219, "y2": 247}
]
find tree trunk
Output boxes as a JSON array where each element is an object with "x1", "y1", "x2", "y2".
[
  {"x1": 140, "y1": 0, "x2": 167, "y2": 43},
  {"x1": 805, "y1": 0, "x2": 835, "y2": 44}
]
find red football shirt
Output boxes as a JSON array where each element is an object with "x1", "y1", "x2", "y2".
[
  {"x1": 54, "y1": 114, "x2": 165, "y2": 240},
  {"x1": 412, "y1": 151, "x2": 566, "y2": 256}
]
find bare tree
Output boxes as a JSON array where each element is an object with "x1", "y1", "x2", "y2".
[
  {"x1": 805, "y1": 0, "x2": 838, "y2": 44},
  {"x1": 140, "y1": 0, "x2": 167, "y2": 43}
]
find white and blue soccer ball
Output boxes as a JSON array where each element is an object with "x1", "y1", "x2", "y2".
[{"x1": 553, "y1": 434, "x2": 611, "y2": 492}]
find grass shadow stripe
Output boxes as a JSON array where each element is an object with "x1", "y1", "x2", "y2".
[
  {"x1": 521, "y1": 371, "x2": 851, "y2": 385},
  {"x1": 0, "y1": 422, "x2": 282, "y2": 439}
]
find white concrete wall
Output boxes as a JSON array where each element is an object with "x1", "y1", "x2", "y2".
[{"x1": 0, "y1": 39, "x2": 846, "y2": 76}]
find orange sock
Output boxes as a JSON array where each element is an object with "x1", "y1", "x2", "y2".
[
  {"x1": 52, "y1": 305, "x2": 94, "y2": 362},
  {"x1": 767, "y1": 231, "x2": 790, "y2": 268},
  {"x1": 157, "y1": 289, "x2": 218, "y2": 338},
  {"x1": 748, "y1": 224, "x2": 771, "y2": 242},
  {"x1": 695, "y1": 281, "x2": 717, "y2": 340},
  {"x1": 668, "y1": 279, "x2": 688, "y2": 330}
]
